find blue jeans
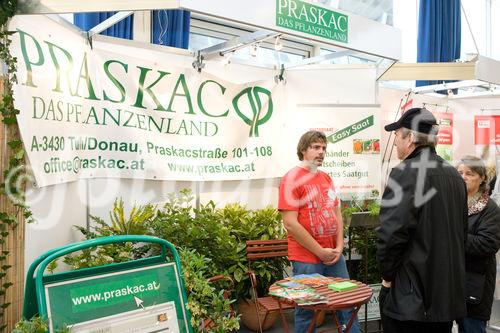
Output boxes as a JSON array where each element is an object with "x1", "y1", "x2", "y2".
[
  {"x1": 458, "y1": 317, "x2": 487, "y2": 333},
  {"x1": 292, "y1": 256, "x2": 361, "y2": 333}
]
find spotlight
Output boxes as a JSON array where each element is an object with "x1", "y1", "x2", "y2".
[
  {"x1": 249, "y1": 43, "x2": 260, "y2": 57},
  {"x1": 220, "y1": 52, "x2": 233, "y2": 66}
]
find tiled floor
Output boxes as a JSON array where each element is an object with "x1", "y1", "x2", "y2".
[{"x1": 488, "y1": 299, "x2": 500, "y2": 332}]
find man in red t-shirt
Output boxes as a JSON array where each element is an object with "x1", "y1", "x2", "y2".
[{"x1": 278, "y1": 130, "x2": 359, "y2": 333}]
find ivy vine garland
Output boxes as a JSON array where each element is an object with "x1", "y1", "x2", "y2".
[
  {"x1": 0, "y1": 1, "x2": 17, "y2": 28},
  {"x1": 1, "y1": 1, "x2": 33, "y2": 330}
]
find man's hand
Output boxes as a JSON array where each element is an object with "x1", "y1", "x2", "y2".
[
  {"x1": 322, "y1": 247, "x2": 342, "y2": 265},
  {"x1": 317, "y1": 247, "x2": 337, "y2": 263},
  {"x1": 382, "y1": 279, "x2": 392, "y2": 288},
  {"x1": 282, "y1": 211, "x2": 335, "y2": 262}
]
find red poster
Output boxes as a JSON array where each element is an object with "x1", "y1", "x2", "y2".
[
  {"x1": 474, "y1": 115, "x2": 500, "y2": 145},
  {"x1": 433, "y1": 112, "x2": 453, "y2": 145}
]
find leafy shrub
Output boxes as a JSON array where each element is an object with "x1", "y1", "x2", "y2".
[
  {"x1": 13, "y1": 316, "x2": 69, "y2": 333},
  {"x1": 63, "y1": 198, "x2": 155, "y2": 269},
  {"x1": 179, "y1": 248, "x2": 239, "y2": 332},
  {"x1": 219, "y1": 203, "x2": 288, "y2": 300},
  {"x1": 150, "y1": 190, "x2": 237, "y2": 274},
  {"x1": 62, "y1": 189, "x2": 287, "y2": 330},
  {"x1": 150, "y1": 191, "x2": 287, "y2": 301},
  {"x1": 12, "y1": 316, "x2": 70, "y2": 333},
  {"x1": 12, "y1": 316, "x2": 48, "y2": 333}
]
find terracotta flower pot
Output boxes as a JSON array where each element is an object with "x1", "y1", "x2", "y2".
[{"x1": 237, "y1": 299, "x2": 280, "y2": 332}]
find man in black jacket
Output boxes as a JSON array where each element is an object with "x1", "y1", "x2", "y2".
[{"x1": 377, "y1": 107, "x2": 468, "y2": 333}]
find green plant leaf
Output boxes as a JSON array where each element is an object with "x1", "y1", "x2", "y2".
[
  {"x1": 7, "y1": 140, "x2": 22, "y2": 149},
  {"x1": 2, "y1": 116, "x2": 17, "y2": 125}
]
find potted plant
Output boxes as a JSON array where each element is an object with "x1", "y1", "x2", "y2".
[
  {"x1": 217, "y1": 203, "x2": 288, "y2": 331},
  {"x1": 12, "y1": 316, "x2": 69, "y2": 333},
  {"x1": 341, "y1": 192, "x2": 380, "y2": 284},
  {"x1": 179, "y1": 248, "x2": 240, "y2": 332}
]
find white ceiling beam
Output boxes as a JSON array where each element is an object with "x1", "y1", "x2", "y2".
[
  {"x1": 199, "y1": 30, "x2": 280, "y2": 60},
  {"x1": 413, "y1": 80, "x2": 487, "y2": 93},
  {"x1": 88, "y1": 11, "x2": 133, "y2": 38},
  {"x1": 376, "y1": 59, "x2": 396, "y2": 80},
  {"x1": 284, "y1": 50, "x2": 353, "y2": 69},
  {"x1": 435, "y1": 88, "x2": 500, "y2": 99},
  {"x1": 133, "y1": 11, "x2": 152, "y2": 43},
  {"x1": 16, "y1": 0, "x2": 179, "y2": 14},
  {"x1": 379, "y1": 55, "x2": 500, "y2": 86},
  {"x1": 475, "y1": 55, "x2": 500, "y2": 85},
  {"x1": 45, "y1": 14, "x2": 85, "y2": 35},
  {"x1": 378, "y1": 62, "x2": 476, "y2": 81}
]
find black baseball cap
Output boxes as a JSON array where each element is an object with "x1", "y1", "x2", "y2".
[{"x1": 384, "y1": 107, "x2": 438, "y2": 134}]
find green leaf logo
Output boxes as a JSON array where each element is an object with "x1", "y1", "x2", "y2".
[{"x1": 232, "y1": 86, "x2": 273, "y2": 137}]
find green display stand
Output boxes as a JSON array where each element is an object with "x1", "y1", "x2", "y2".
[{"x1": 23, "y1": 235, "x2": 193, "y2": 333}]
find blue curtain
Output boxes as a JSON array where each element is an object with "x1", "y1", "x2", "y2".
[
  {"x1": 151, "y1": 10, "x2": 191, "y2": 49},
  {"x1": 74, "y1": 12, "x2": 133, "y2": 39},
  {"x1": 74, "y1": 10, "x2": 190, "y2": 49},
  {"x1": 416, "y1": 0, "x2": 461, "y2": 87}
]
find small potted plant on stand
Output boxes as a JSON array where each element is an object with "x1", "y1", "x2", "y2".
[
  {"x1": 219, "y1": 204, "x2": 288, "y2": 332},
  {"x1": 341, "y1": 193, "x2": 380, "y2": 285}
]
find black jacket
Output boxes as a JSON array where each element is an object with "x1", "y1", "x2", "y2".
[
  {"x1": 377, "y1": 146, "x2": 468, "y2": 322},
  {"x1": 465, "y1": 198, "x2": 500, "y2": 320}
]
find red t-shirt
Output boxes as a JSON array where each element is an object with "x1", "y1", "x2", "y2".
[{"x1": 278, "y1": 166, "x2": 340, "y2": 264}]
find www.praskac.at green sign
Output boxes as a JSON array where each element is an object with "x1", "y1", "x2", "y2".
[
  {"x1": 276, "y1": 0, "x2": 348, "y2": 43},
  {"x1": 45, "y1": 263, "x2": 189, "y2": 332}
]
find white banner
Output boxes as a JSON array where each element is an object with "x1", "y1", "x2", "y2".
[
  {"x1": 289, "y1": 106, "x2": 381, "y2": 197},
  {"x1": 10, "y1": 17, "x2": 285, "y2": 187}
]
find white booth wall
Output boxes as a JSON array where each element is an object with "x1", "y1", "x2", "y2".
[{"x1": 379, "y1": 86, "x2": 500, "y2": 188}]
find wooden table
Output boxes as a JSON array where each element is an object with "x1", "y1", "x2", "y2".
[{"x1": 270, "y1": 277, "x2": 373, "y2": 333}]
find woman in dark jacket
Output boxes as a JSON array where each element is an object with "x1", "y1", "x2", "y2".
[{"x1": 457, "y1": 156, "x2": 500, "y2": 333}]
